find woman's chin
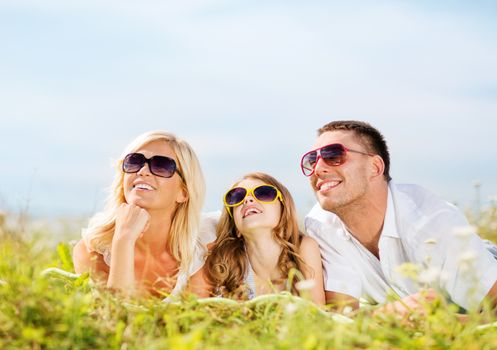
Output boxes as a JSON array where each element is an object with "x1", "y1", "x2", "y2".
[{"x1": 127, "y1": 197, "x2": 149, "y2": 208}]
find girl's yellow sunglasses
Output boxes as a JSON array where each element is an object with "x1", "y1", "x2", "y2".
[{"x1": 223, "y1": 184, "x2": 283, "y2": 214}]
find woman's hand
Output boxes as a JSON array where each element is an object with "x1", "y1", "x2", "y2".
[
  {"x1": 107, "y1": 203, "x2": 150, "y2": 293},
  {"x1": 114, "y1": 203, "x2": 150, "y2": 245}
]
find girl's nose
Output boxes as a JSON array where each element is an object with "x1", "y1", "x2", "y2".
[{"x1": 244, "y1": 195, "x2": 255, "y2": 204}]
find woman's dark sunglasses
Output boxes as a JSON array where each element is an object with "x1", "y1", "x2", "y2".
[
  {"x1": 300, "y1": 143, "x2": 373, "y2": 177},
  {"x1": 123, "y1": 153, "x2": 183, "y2": 179},
  {"x1": 224, "y1": 184, "x2": 283, "y2": 207}
]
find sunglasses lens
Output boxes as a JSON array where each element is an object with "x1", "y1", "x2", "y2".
[
  {"x1": 123, "y1": 153, "x2": 146, "y2": 173},
  {"x1": 253, "y1": 185, "x2": 278, "y2": 202},
  {"x1": 321, "y1": 144, "x2": 346, "y2": 166},
  {"x1": 301, "y1": 151, "x2": 318, "y2": 176},
  {"x1": 225, "y1": 187, "x2": 247, "y2": 206},
  {"x1": 150, "y1": 156, "x2": 177, "y2": 178}
]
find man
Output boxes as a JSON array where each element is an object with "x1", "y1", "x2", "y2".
[{"x1": 302, "y1": 120, "x2": 497, "y2": 313}]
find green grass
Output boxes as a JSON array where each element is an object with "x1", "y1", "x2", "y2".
[{"x1": 1, "y1": 207, "x2": 497, "y2": 350}]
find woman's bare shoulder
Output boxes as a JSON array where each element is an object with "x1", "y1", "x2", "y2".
[{"x1": 72, "y1": 239, "x2": 107, "y2": 277}]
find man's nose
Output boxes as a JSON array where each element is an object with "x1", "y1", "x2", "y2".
[{"x1": 313, "y1": 156, "x2": 329, "y2": 176}]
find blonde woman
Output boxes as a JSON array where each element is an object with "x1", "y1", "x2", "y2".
[
  {"x1": 73, "y1": 131, "x2": 214, "y2": 297},
  {"x1": 189, "y1": 172, "x2": 325, "y2": 305}
]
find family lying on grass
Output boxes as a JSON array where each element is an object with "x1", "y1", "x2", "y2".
[{"x1": 72, "y1": 120, "x2": 497, "y2": 317}]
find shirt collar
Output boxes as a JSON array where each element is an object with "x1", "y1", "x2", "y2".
[{"x1": 381, "y1": 182, "x2": 399, "y2": 238}]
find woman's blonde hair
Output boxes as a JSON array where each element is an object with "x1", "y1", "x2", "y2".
[
  {"x1": 204, "y1": 172, "x2": 305, "y2": 299},
  {"x1": 82, "y1": 131, "x2": 205, "y2": 274}
]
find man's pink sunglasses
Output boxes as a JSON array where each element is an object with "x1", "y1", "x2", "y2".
[{"x1": 300, "y1": 143, "x2": 373, "y2": 176}]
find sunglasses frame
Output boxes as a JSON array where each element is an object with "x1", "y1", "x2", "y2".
[
  {"x1": 223, "y1": 184, "x2": 283, "y2": 217},
  {"x1": 301, "y1": 143, "x2": 374, "y2": 177},
  {"x1": 122, "y1": 152, "x2": 184, "y2": 180}
]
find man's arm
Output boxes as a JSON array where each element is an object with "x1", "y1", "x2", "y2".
[
  {"x1": 411, "y1": 202, "x2": 497, "y2": 311},
  {"x1": 325, "y1": 291, "x2": 359, "y2": 312},
  {"x1": 304, "y1": 213, "x2": 362, "y2": 311}
]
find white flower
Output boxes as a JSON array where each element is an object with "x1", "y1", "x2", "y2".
[
  {"x1": 342, "y1": 306, "x2": 354, "y2": 315},
  {"x1": 458, "y1": 250, "x2": 476, "y2": 263},
  {"x1": 452, "y1": 225, "x2": 477, "y2": 238},
  {"x1": 439, "y1": 271, "x2": 449, "y2": 284},
  {"x1": 395, "y1": 262, "x2": 420, "y2": 280},
  {"x1": 458, "y1": 250, "x2": 477, "y2": 272},
  {"x1": 295, "y1": 279, "x2": 316, "y2": 291},
  {"x1": 418, "y1": 267, "x2": 440, "y2": 284},
  {"x1": 285, "y1": 303, "x2": 298, "y2": 314}
]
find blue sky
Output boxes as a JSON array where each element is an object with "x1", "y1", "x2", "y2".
[{"x1": 1, "y1": 0, "x2": 496, "y2": 220}]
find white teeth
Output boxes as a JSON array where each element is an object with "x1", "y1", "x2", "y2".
[
  {"x1": 134, "y1": 183, "x2": 154, "y2": 190},
  {"x1": 320, "y1": 181, "x2": 340, "y2": 191},
  {"x1": 243, "y1": 208, "x2": 261, "y2": 218}
]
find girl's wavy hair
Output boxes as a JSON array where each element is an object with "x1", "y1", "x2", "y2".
[
  {"x1": 204, "y1": 172, "x2": 307, "y2": 299},
  {"x1": 82, "y1": 131, "x2": 205, "y2": 275}
]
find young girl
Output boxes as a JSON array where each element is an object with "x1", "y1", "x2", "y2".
[{"x1": 189, "y1": 172, "x2": 325, "y2": 304}]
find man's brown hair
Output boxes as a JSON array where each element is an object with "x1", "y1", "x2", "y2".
[{"x1": 318, "y1": 120, "x2": 392, "y2": 181}]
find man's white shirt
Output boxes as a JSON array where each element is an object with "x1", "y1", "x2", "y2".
[{"x1": 305, "y1": 181, "x2": 497, "y2": 310}]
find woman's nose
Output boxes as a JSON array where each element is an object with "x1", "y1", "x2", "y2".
[{"x1": 137, "y1": 163, "x2": 152, "y2": 176}]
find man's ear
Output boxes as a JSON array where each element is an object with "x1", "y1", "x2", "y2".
[{"x1": 371, "y1": 155, "x2": 385, "y2": 179}]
